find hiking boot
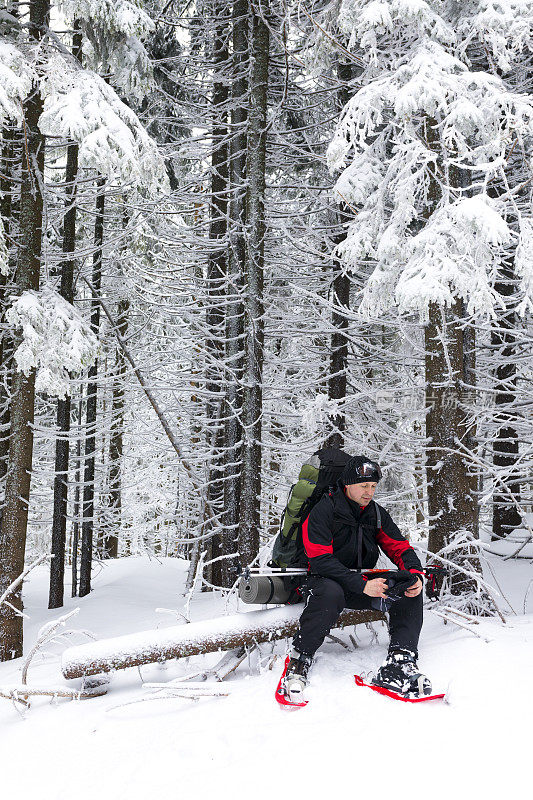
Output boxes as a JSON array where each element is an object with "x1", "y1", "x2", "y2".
[
  {"x1": 283, "y1": 650, "x2": 313, "y2": 701},
  {"x1": 372, "y1": 648, "x2": 431, "y2": 697}
]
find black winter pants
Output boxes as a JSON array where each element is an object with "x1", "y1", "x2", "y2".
[{"x1": 293, "y1": 575, "x2": 423, "y2": 657}]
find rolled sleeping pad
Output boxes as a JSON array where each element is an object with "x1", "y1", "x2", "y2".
[{"x1": 238, "y1": 575, "x2": 292, "y2": 605}]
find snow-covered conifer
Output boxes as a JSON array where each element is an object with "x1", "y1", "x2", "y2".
[
  {"x1": 327, "y1": 0, "x2": 533, "y2": 572},
  {"x1": 58, "y1": 0, "x2": 155, "y2": 98},
  {"x1": 0, "y1": 40, "x2": 35, "y2": 124},
  {"x1": 6, "y1": 288, "x2": 99, "y2": 399},
  {"x1": 39, "y1": 56, "x2": 168, "y2": 190},
  {"x1": 328, "y1": 33, "x2": 533, "y2": 319}
]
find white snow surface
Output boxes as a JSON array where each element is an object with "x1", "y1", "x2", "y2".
[{"x1": 1, "y1": 555, "x2": 532, "y2": 798}]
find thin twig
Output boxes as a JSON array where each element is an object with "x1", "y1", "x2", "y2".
[
  {"x1": 524, "y1": 579, "x2": 533, "y2": 615},
  {"x1": 441, "y1": 606, "x2": 479, "y2": 623},
  {"x1": 325, "y1": 633, "x2": 350, "y2": 650},
  {"x1": 22, "y1": 608, "x2": 80, "y2": 686},
  {"x1": 431, "y1": 609, "x2": 493, "y2": 643},
  {"x1": 0, "y1": 554, "x2": 49, "y2": 611}
]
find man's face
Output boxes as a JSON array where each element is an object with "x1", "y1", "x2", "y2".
[{"x1": 345, "y1": 481, "x2": 377, "y2": 507}]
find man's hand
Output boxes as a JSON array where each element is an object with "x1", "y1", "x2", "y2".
[
  {"x1": 363, "y1": 578, "x2": 388, "y2": 599},
  {"x1": 404, "y1": 576, "x2": 423, "y2": 597}
]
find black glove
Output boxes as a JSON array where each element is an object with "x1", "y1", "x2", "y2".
[
  {"x1": 362, "y1": 569, "x2": 419, "y2": 600},
  {"x1": 385, "y1": 570, "x2": 419, "y2": 599}
]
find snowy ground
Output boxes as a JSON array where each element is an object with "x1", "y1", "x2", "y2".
[{"x1": 1, "y1": 554, "x2": 532, "y2": 799}]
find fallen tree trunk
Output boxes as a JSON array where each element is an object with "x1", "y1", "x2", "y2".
[{"x1": 62, "y1": 606, "x2": 385, "y2": 679}]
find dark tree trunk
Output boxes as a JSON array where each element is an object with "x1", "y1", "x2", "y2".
[
  {"x1": 239, "y1": 1, "x2": 269, "y2": 568},
  {"x1": 0, "y1": 6, "x2": 22, "y2": 490},
  {"x1": 48, "y1": 26, "x2": 82, "y2": 608},
  {"x1": 205, "y1": 0, "x2": 230, "y2": 588},
  {"x1": 425, "y1": 301, "x2": 476, "y2": 557},
  {"x1": 221, "y1": 0, "x2": 249, "y2": 587},
  {"x1": 422, "y1": 126, "x2": 478, "y2": 591},
  {"x1": 491, "y1": 252, "x2": 522, "y2": 539},
  {"x1": 327, "y1": 61, "x2": 355, "y2": 449},
  {"x1": 463, "y1": 322, "x2": 479, "y2": 539},
  {"x1": 327, "y1": 251, "x2": 350, "y2": 449},
  {"x1": 79, "y1": 180, "x2": 105, "y2": 597},
  {"x1": 71, "y1": 397, "x2": 83, "y2": 596},
  {"x1": 0, "y1": 0, "x2": 49, "y2": 661},
  {"x1": 103, "y1": 298, "x2": 129, "y2": 559},
  {"x1": 0, "y1": 120, "x2": 19, "y2": 488}
]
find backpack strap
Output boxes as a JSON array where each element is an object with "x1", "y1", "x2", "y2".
[{"x1": 375, "y1": 502, "x2": 381, "y2": 532}]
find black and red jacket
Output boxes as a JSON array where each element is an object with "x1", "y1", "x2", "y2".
[{"x1": 302, "y1": 485, "x2": 423, "y2": 596}]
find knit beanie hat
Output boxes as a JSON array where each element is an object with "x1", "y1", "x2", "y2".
[{"x1": 342, "y1": 456, "x2": 382, "y2": 485}]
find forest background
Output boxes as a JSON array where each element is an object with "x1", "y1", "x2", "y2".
[{"x1": 0, "y1": 0, "x2": 532, "y2": 662}]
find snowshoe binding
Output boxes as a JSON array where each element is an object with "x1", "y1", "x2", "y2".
[
  {"x1": 275, "y1": 651, "x2": 313, "y2": 708},
  {"x1": 372, "y1": 648, "x2": 432, "y2": 699}
]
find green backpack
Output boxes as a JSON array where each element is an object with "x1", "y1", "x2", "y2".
[{"x1": 271, "y1": 448, "x2": 352, "y2": 569}]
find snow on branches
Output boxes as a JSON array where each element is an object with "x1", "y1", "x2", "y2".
[
  {"x1": 338, "y1": 0, "x2": 455, "y2": 61},
  {"x1": 59, "y1": 0, "x2": 154, "y2": 40},
  {"x1": 58, "y1": 0, "x2": 155, "y2": 99},
  {"x1": 459, "y1": 1, "x2": 533, "y2": 74},
  {"x1": 515, "y1": 219, "x2": 533, "y2": 316},
  {"x1": 0, "y1": 40, "x2": 35, "y2": 124},
  {"x1": 39, "y1": 56, "x2": 168, "y2": 191},
  {"x1": 393, "y1": 196, "x2": 513, "y2": 320},
  {"x1": 0, "y1": 216, "x2": 7, "y2": 276},
  {"x1": 327, "y1": 27, "x2": 533, "y2": 320},
  {"x1": 328, "y1": 40, "x2": 533, "y2": 169},
  {"x1": 6, "y1": 288, "x2": 99, "y2": 399}
]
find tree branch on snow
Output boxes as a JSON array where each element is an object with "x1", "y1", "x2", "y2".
[
  {"x1": 0, "y1": 554, "x2": 49, "y2": 613},
  {"x1": 156, "y1": 608, "x2": 191, "y2": 625},
  {"x1": 21, "y1": 608, "x2": 82, "y2": 686},
  {"x1": 430, "y1": 609, "x2": 493, "y2": 644},
  {"x1": 524, "y1": 580, "x2": 533, "y2": 616},
  {"x1": 109, "y1": 645, "x2": 253, "y2": 708},
  {"x1": 0, "y1": 609, "x2": 104, "y2": 712}
]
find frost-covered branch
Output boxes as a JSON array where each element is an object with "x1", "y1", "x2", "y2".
[{"x1": 0, "y1": 554, "x2": 49, "y2": 612}]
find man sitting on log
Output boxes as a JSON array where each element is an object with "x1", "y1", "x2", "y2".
[{"x1": 284, "y1": 456, "x2": 429, "y2": 699}]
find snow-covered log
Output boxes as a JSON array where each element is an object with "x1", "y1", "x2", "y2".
[{"x1": 62, "y1": 606, "x2": 384, "y2": 679}]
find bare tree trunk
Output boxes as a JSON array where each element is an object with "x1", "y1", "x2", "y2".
[
  {"x1": 205, "y1": 0, "x2": 230, "y2": 587},
  {"x1": 48, "y1": 25, "x2": 82, "y2": 608},
  {"x1": 71, "y1": 396, "x2": 83, "y2": 596},
  {"x1": 79, "y1": 179, "x2": 105, "y2": 597},
  {"x1": 425, "y1": 301, "x2": 476, "y2": 556},
  {"x1": 239, "y1": 1, "x2": 269, "y2": 568},
  {"x1": 327, "y1": 61, "x2": 355, "y2": 449},
  {"x1": 103, "y1": 298, "x2": 129, "y2": 559},
  {"x1": 491, "y1": 252, "x2": 522, "y2": 539},
  {"x1": 0, "y1": 4, "x2": 22, "y2": 490},
  {"x1": 422, "y1": 126, "x2": 478, "y2": 591},
  {"x1": 327, "y1": 247, "x2": 350, "y2": 449},
  {"x1": 221, "y1": 0, "x2": 249, "y2": 587},
  {"x1": 0, "y1": 0, "x2": 49, "y2": 660},
  {"x1": 0, "y1": 119, "x2": 19, "y2": 490}
]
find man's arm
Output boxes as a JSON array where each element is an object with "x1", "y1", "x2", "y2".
[{"x1": 303, "y1": 497, "x2": 367, "y2": 595}]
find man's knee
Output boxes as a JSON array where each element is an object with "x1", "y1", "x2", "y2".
[
  {"x1": 389, "y1": 590, "x2": 423, "y2": 624},
  {"x1": 311, "y1": 577, "x2": 345, "y2": 610}
]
